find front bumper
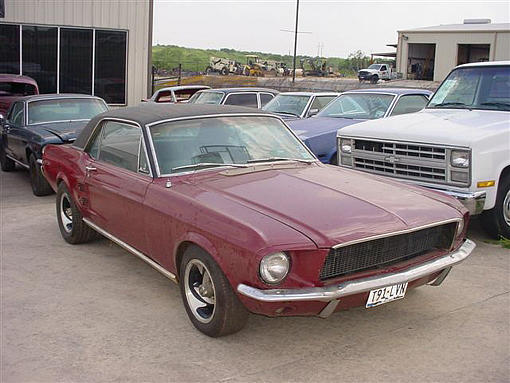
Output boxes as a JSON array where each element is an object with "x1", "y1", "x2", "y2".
[
  {"x1": 237, "y1": 239, "x2": 475, "y2": 314},
  {"x1": 437, "y1": 190, "x2": 486, "y2": 215}
]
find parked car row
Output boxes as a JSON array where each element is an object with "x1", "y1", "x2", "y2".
[{"x1": 1, "y1": 61, "x2": 507, "y2": 338}]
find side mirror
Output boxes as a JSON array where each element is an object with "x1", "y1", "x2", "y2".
[{"x1": 308, "y1": 108, "x2": 319, "y2": 117}]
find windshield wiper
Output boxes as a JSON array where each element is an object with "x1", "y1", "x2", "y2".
[
  {"x1": 171, "y1": 162, "x2": 248, "y2": 172},
  {"x1": 432, "y1": 102, "x2": 469, "y2": 108},
  {"x1": 247, "y1": 157, "x2": 314, "y2": 164},
  {"x1": 480, "y1": 102, "x2": 510, "y2": 110}
]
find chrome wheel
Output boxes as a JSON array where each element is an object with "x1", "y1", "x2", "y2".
[
  {"x1": 503, "y1": 189, "x2": 510, "y2": 226},
  {"x1": 184, "y1": 259, "x2": 216, "y2": 323},
  {"x1": 60, "y1": 193, "x2": 73, "y2": 233}
]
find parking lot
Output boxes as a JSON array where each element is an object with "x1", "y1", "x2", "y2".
[{"x1": 1, "y1": 168, "x2": 509, "y2": 382}]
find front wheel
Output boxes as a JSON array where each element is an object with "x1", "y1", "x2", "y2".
[
  {"x1": 0, "y1": 145, "x2": 15, "y2": 171},
  {"x1": 29, "y1": 154, "x2": 53, "y2": 196},
  {"x1": 56, "y1": 183, "x2": 98, "y2": 244},
  {"x1": 481, "y1": 176, "x2": 510, "y2": 239},
  {"x1": 370, "y1": 75, "x2": 379, "y2": 84},
  {"x1": 179, "y1": 246, "x2": 248, "y2": 337}
]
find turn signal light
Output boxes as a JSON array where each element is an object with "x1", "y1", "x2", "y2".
[{"x1": 477, "y1": 181, "x2": 495, "y2": 188}]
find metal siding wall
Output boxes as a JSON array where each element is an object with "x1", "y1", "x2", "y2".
[{"x1": 3, "y1": 0, "x2": 151, "y2": 106}]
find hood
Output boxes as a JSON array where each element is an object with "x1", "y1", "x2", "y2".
[
  {"x1": 338, "y1": 108, "x2": 510, "y2": 146},
  {"x1": 288, "y1": 117, "x2": 365, "y2": 140},
  {"x1": 359, "y1": 69, "x2": 378, "y2": 74},
  {"x1": 28, "y1": 120, "x2": 89, "y2": 143},
  {"x1": 192, "y1": 164, "x2": 463, "y2": 248}
]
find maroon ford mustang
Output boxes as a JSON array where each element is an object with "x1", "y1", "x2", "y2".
[{"x1": 42, "y1": 104, "x2": 475, "y2": 337}]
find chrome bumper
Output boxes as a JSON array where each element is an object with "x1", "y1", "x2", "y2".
[
  {"x1": 439, "y1": 190, "x2": 486, "y2": 215},
  {"x1": 237, "y1": 239, "x2": 476, "y2": 304}
]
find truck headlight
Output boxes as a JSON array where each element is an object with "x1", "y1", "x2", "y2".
[
  {"x1": 451, "y1": 150, "x2": 469, "y2": 168},
  {"x1": 340, "y1": 138, "x2": 353, "y2": 154},
  {"x1": 259, "y1": 252, "x2": 290, "y2": 284}
]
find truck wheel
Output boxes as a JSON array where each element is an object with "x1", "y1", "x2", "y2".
[
  {"x1": 220, "y1": 67, "x2": 228, "y2": 76},
  {"x1": 180, "y1": 245, "x2": 248, "y2": 337},
  {"x1": 205, "y1": 66, "x2": 213, "y2": 75},
  {"x1": 56, "y1": 183, "x2": 98, "y2": 244},
  {"x1": 0, "y1": 146, "x2": 15, "y2": 171},
  {"x1": 370, "y1": 75, "x2": 379, "y2": 84},
  {"x1": 29, "y1": 154, "x2": 53, "y2": 196},
  {"x1": 481, "y1": 176, "x2": 510, "y2": 239}
]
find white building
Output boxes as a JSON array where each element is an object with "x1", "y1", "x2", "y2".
[
  {"x1": 396, "y1": 20, "x2": 510, "y2": 82},
  {"x1": 0, "y1": 0, "x2": 153, "y2": 106}
]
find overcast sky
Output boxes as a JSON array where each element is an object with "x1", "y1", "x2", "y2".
[{"x1": 153, "y1": 0, "x2": 510, "y2": 58}]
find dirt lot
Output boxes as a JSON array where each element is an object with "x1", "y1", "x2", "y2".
[{"x1": 1, "y1": 168, "x2": 509, "y2": 383}]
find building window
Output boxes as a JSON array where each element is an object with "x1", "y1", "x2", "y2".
[
  {"x1": 60, "y1": 28, "x2": 93, "y2": 94},
  {"x1": 0, "y1": 23, "x2": 127, "y2": 104},
  {"x1": 22, "y1": 25, "x2": 58, "y2": 93},
  {"x1": 95, "y1": 30, "x2": 127, "y2": 104},
  {"x1": 0, "y1": 24, "x2": 19, "y2": 73}
]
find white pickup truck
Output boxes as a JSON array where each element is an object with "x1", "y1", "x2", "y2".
[
  {"x1": 338, "y1": 61, "x2": 510, "y2": 238},
  {"x1": 358, "y1": 64, "x2": 393, "y2": 83}
]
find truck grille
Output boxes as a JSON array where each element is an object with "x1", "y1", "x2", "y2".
[
  {"x1": 319, "y1": 222, "x2": 457, "y2": 280},
  {"x1": 351, "y1": 139, "x2": 449, "y2": 184}
]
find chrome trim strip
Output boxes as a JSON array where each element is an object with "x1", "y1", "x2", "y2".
[
  {"x1": 6, "y1": 155, "x2": 29, "y2": 169},
  {"x1": 29, "y1": 118, "x2": 90, "y2": 126},
  {"x1": 438, "y1": 190, "x2": 486, "y2": 216},
  {"x1": 237, "y1": 239, "x2": 476, "y2": 303},
  {"x1": 36, "y1": 158, "x2": 43, "y2": 165},
  {"x1": 332, "y1": 218, "x2": 462, "y2": 249},
  {"x1": 83, "y1": 218, "x2": 177, "y2": 283}
]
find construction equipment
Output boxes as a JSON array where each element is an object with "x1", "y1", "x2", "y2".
[{"x1": 205, "y1": 57, "x2": 242, "y2": 75}]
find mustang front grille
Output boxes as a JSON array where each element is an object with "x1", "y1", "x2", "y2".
[{"x1": 319, "y1": 222, "x2": 457, "y2": 280}]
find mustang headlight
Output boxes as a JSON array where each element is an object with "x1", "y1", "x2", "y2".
[
  {"x1": 451, "y1": 150, "x2": 469, "y2": 168},
  {"x1": 340, "y1": 138, "x2": 353, "y2": 154},
  {"x1": 259, "y1": 252, "x2": 290, "y2": 284}
]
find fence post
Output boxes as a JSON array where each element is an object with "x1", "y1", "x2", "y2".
[{"x1": 178, "y1": 63, "x2": 182, "y2": 85}]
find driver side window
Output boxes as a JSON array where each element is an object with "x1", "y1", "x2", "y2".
[
  {"x1": 8, "y1": 102, "x2": 24, "y2": 126},
  {"x1": 86, "y1": 120, "x2": 150, "y2": 174}
]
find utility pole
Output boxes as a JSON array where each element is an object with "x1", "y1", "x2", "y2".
[{"x1": 292, "y1": 0, "x2": 300, "y2": 83}]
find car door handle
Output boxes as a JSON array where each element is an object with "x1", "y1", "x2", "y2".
[{"x1": 85, "y1": 165, "x2": 97, "y2": 173}]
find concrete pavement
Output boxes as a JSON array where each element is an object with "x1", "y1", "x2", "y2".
[{"x1": 1, "y1": 168, "x2": 509, "y2": 383}]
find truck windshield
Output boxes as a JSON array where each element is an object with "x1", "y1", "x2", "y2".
[
  {"x1": 28, "y1": 98, "x2": 108, "y2": 125},
  {"x1": 149, "y1": 116, "x2": 315, "y2": 175},
  {"x1": 428, "y1": 66, "x2": 510, "y2": 111},
  {"x1": 317, "y1": 93, "x2": 394, "y2": 120},
  {"x1": 262, "y1": 94, "x2": 311, "y2": 117}
]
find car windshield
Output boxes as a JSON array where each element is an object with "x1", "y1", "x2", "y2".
[
  {"x1": 188, "y1": 91, "x2": 224, "y2": 105},
  {"x1": 368, "y1": 64, "x2": 382, "y2": 70},
  {"x1": 262, "y1": 94, "x2": 311, "y2": 117},
  {"x1": 428, "y1": 66, "x2": 510, "y2": 111},
  {"x1": 0, "y1": 82, "x2": 37, "y2": 97},
  {"x1": 28, "y1": 98, "x2": 108, "y2": 125},
  {"x1": 149, "y1": 116, "x2": 315, "y2": 175},
  {"x1": 317, "y1": 93, "x2": 394, "y2": 120}
]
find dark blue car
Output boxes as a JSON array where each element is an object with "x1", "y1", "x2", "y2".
[
  {"x1": 0, "y1": 94, "x2": 108, "y2": 195},
  {"x1": 287, "y1": 88, "x2": 432, "y2": 164}
]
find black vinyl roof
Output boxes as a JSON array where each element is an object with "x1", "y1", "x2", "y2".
[{"x1": 74, "y1": 103, "x2": 270, "y2": 149}]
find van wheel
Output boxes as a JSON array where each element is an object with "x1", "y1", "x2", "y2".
[
  {"x1": 0, "y1": 146, "x2": 15, "y2": 171},
  {"x1": 180, "y1": 246, "x2": 248, "y2": 337},
  {"x1": 56, "y1": 183, "x2": 98, "y2": 244},
  {"x1": 481, "y1": 176, "x2": 510, "y2": 239},
  {"x1": 29, "y1": 154, "x2": 53, "y2": 196}
]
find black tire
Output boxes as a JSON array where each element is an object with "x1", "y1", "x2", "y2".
[
  {"x1": 179, "y1": 246, "x2": 248, "y2": 337},
  {"x1": 481, "y1": 175, "x2": 510, "y2": 239},
  {"x1": 220, "y1": 67, "x2": 228, "y2": 76},
  {"x1": 0, "y1": 145, "x2": 15, "y2": 171},
  {"x1": 29, "y1": 154, "x2": 53, "y2": 196},
  {"x1": 205, "y1": 66, "x2": 213, "y2": 75},
  {"x1": 56, "y1": 183, "x2": 98, "y2": 244},
  {"x1": 370, "y1": 75, "x2": 379, "y2": 84}
]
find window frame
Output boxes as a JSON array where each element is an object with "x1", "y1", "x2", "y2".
[
  {"x1": 0, "y1": 22, "x2": 128, "y2": 106},
  {"x1": 258, "y1": 92, "x2": 275, "y2": 108},
  {"x1": 84, "y1": 117, "x2": 152, "y2": 177}
]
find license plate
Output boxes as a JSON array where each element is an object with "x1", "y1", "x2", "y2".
[{"x1": 366, "y1": 282, "x2": 408, "y2": 308}]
